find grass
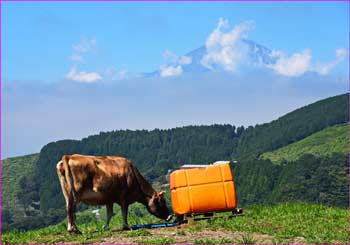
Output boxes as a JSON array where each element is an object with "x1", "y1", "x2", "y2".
[
  {"x1": 205, "y1": 202, "x2": 348, "y2": 244},
  {"x1": 2, "y1": 202, "x2": 160, "y2": 244},
  {"x1": 176, "y1": 230, "x2": 186, "y2": 236},
  {"x1": 138, "y1": 237, "x2": 176, "y2": 244},
  {"x1": 127, "y1": 229, "x2": 152, "y2": 237},
  {"x1": 2, "y1": 202, "x2": 348, "y2": 244},
  {"x1": 237, "y1": 233, "x2": 257, "y2": 244},
  {"x1": 261, "y1": 124, "x2": 348, "y2": 164}
]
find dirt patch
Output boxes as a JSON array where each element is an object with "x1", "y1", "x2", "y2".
[{"x1": 100, "y1": 226, "x2": 277, "y2": 244}]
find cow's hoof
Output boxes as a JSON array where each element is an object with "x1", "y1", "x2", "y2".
[
  {"x1": 68, "y1": 228, "x2": 82, "y2": 235},
  {"x1": 122, "y1": 226, "x2": 131, "y2": 231},
  {"x1": 102, "y1": 224, "x2": 109, "y2": 230}
]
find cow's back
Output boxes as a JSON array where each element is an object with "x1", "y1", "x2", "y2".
[{"x1": 66, "y1": 154, "x2": 137, "y2": 204}]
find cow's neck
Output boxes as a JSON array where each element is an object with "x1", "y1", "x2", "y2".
[
  {"x1": 138, "y1": 191, "x2": 154, "y2": 206},
  {"x1": 138, "y1": 182, "x2": 156, "y2": 205},
  {"x1": 131, "y1": 164, "x2": 156, "y2": 204}
]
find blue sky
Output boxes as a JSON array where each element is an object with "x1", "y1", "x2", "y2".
[
  {"x1": 3, "y1": 1, "x2": 348, "y2": 81},
  {"x1": 2, "y1": 2, "x2": 349, "y2": 158}
]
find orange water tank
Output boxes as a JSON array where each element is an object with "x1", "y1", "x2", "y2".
[{"x1": 170, "y1": 162, "x2": 237, "y2": 216}]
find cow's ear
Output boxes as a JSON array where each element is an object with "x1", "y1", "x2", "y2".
[{"x1": 159, "y1": 191, "x2": 165, "y2": 197}]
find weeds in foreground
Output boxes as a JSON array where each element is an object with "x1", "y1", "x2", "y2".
[
  {"x1": 138, "y1": 237, "x2": 176, "y2": 244},
  {"x1": 194, "y1": 238, "x2": 233, "y2": 244},
  {"x1": 237, "y1": 232, "x2": 257, "y2": 244},
  {"x1": 126, "y1": 229, "x2": 151, "y2": 237},
  {"x1": 187, "y1": 220, "x2": 206, "y2": 233},
  {"x1": 176, "y1": 230, "x2": 186, "y2": 236}
]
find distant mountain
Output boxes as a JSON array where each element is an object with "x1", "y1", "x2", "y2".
[{"x1": 143, "y1": 39, "x2": 276, "y2": 77}]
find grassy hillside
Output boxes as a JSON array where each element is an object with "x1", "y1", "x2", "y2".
[
  {"x1": 2, "y1": 154, "x2": 41, "y2": 231},
  {"x1": 2, "y1": 203, "x2": 347, "y2": 244},
  {"x1": 236, "y1": 93, "x2": 348, "y2": 157},
  {"x1": 2, "y1": 154, "x2": 39, "y2": 210},
  {"x1": 260, "y1": 124, "x2": 348, "y2": 164}
]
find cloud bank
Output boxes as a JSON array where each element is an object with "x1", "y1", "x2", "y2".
[{"x1": 4, "y1": 72, "x2": 347, "y2": 158}]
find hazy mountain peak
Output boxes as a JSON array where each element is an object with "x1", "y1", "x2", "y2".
[{"x1": 143, "y1": 39, "x2": 276, "y2": 78}]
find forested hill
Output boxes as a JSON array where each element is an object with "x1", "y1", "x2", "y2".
[
  {"x1": 235, "y1": 93, "x2": 349, "y2": 157},
  {"x1": 35, "y1": 93, "x2": 348, "y2": 210},
  {"x1": 36, "y1": 124, "x2": 240, "y2": 210},
  {"x1": 3, "y1": 93, "x2": 348, "y2": 231}
]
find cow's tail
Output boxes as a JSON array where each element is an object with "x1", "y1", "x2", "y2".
[
  {"x1": 62, "y1": 155, "x2": 76, "y2": 201},
  {"x1": 56, "y1": 160, "x2": 66, "y2": 192}
]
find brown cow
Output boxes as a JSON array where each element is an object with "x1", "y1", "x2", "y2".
[{"x1": 56, "y1": 154, "x2": 172, "y2": 233}]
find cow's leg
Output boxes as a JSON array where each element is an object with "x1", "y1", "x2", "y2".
[
  {"x1": 57, "y1": 163, "x2": 81, "y2": 234},
  {"x1": 67, "y1": 194, "x2": 81, "y2": 234},
  {"x1": 103, "y1": 203, "x2": 114, "y2": 229},
  {"x1": 121, "y1": 202, "x2": 130, "y2": 230},
  {"x1": 58, "y1": 174, "x2": 71, "y2": 232}
]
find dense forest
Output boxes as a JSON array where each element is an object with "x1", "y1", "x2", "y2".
[
  {"x1": 233, "y1": 153, "x2": 348, "y2": 208},
  {"x1": 2, "y1": 93, "x2": 348, "y2": 232}
]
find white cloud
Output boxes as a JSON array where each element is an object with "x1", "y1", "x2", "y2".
[
  {"x1": 73, "y1": 37, "x2": 97, "y2": 53},
  {"x1": 267, "y1": 49, "x2": 312, "y2": 77},
  {"x1": 66, "y1": 65, "x2": 102, "y2": 83},
  {"x1": 179, "y1": 56, "x2": 192, "y2": 65},
  {"x1": 336, "y1": 48, "x2": 347, "y2": 60},
  {"x1": 313, "y1": 48, "x2": 347, "y2": 75},
  {"x1": 159, "y1": 50, "x2": 191, "y2": 77},
  {"x1": 70, "y1": 54, "x2": 83, "y2": 62},
  {"x1": 65, "y1": 37, "x2": 105, "y2": 82},
  {"x1": 268, "y1": 48, "x2": 348, "y2": 77},
  {"x1": 160, "y1": 65, "x2": 183, "y2": 77},
  {"x1": 201, "y1": 18, "x2": 254, "y2": 72},
  {"x1": 313, "y1": 63, "x2": 334, "y2": 76}
]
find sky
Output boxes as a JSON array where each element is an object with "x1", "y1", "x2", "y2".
[{"x1": 2, "y1": 1, "x2": 349, "y2": 158}]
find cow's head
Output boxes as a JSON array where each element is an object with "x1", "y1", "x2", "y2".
[{"x1": 147, "y1": 191, "x2": 172, "y2": 221}]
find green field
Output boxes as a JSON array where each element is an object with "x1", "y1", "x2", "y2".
[
  {"x1": 2, "y1": 202, "x2": 347, "y2": 244},
  {"x1": 261, "y1": 124, "x2": 348, "y2": 164}
]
